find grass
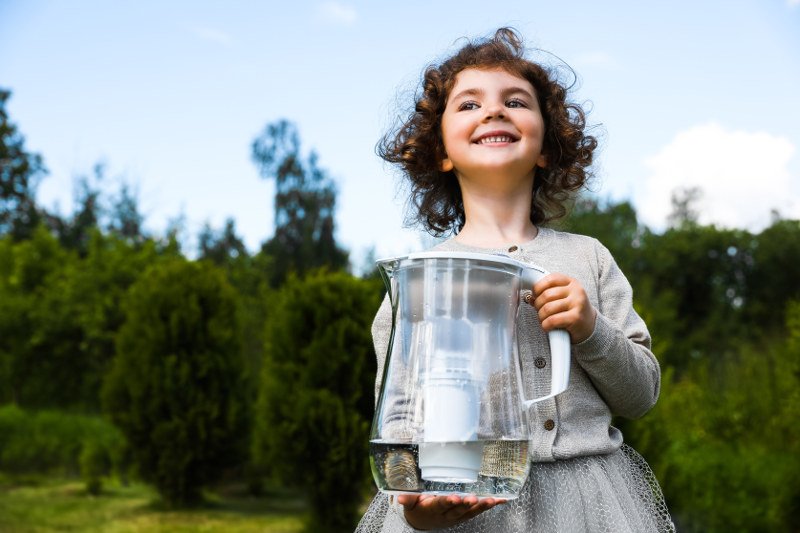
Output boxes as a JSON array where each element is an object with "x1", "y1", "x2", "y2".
[{"x1": 0, "y1": 476, "x2": 308, "y2": 533}]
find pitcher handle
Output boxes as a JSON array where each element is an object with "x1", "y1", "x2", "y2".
[{"x1": 521, "y1": 266, "x2": 571, "y2": 407}]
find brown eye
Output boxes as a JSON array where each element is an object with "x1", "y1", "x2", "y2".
[{"x1": 458, "y1": 101, "x2": 480, "y2": 111}]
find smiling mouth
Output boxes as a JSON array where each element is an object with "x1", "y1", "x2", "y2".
[{"x1": 475, "y1": 134, "x2": 518, "y2": 145}]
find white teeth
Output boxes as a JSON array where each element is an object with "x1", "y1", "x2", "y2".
[{"x1": 478, "y1": 135, "x2": 513, "y2": 144}]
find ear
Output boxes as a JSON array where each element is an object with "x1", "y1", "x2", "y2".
[
  {"x1": 535, "y1": 154, "x2": 547, "y2": 168},
  {"x1": 440, "y1": 157, "x2": 454, "y2": 172}
]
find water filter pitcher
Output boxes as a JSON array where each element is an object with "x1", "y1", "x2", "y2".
[{"x1": 370, "y1": 251, "x2": 571, "y2": 499}]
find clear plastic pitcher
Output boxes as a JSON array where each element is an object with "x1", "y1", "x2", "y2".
[{"x1": 370, "y1": 251, "x2": 571, "y2": 499}]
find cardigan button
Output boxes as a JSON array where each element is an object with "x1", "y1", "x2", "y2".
[
  {"x1": 508, "y1": 245, "x2": 518, "y2": 252},
  {"x1": 544, "y1": 419, "x2": 555, "y2": 431},
  {"x1": 534, "y1": 357, "x2": 547, "y2": 369}
]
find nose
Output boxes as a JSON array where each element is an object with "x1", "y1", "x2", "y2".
[{"x1": 483, "y1": 102, "x2": 506, "y2": 121}]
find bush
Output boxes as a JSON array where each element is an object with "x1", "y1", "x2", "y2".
[
  {"x1": 0, "y1": 404, "x2": 124, "y2": 482},
  {"x1": 80, "y1": 440, "x2": 110, "y2": 495},
  {"x1": 102, "y1": 258, "x2": 248, "y2": 507},
  {"x1": 628, "y1": 303, "x2": 800, "y2": 532},
  {"x1": 253, "y1": 270, "x2": 380, "y2": 532}
]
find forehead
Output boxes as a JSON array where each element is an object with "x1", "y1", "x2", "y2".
[{"x1": 447, "y1": 68, "x2": 535, "y2": 99}]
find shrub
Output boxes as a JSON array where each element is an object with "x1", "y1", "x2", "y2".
[
  {"x1": 0, "y1": 404, "x2": 124, "y2": 481},
  {"x1": 629, "y1": 304, "x2": 800, "y2": 532},
  {"x1": 253, "y1": 270, "x2": 380, "y2": 532},
  {"x1": 102, "y1": 258, "x2": 248, "y2": 507},
  {"x1": 80, "y1": 440, "x2": 109, "y2": 495}
]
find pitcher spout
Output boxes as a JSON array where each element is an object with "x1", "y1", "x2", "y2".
[{"x1": 377, "y1": 257, "x2": 399, "y2": 304}]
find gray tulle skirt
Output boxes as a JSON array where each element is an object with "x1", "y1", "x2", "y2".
[{"x1": 355, "y1": 444, "x2": 674, "y2": 533}]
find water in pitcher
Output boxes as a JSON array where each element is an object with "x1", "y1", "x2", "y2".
[{"x1": 369, "y1": 439, "x2": 530, "y2": 499}]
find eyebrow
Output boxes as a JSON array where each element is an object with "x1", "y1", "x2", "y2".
[{"x1": 449, "y1": 86, "x2": 535, "y2": 102}]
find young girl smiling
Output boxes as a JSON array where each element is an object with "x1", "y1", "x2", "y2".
[{"x1": 357, "y1": 28, "x2": 675, "y2": 533}]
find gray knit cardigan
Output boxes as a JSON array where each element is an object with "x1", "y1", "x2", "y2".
[{"x1": 371, "y1": 227, "x2": 661, "y2": 462}]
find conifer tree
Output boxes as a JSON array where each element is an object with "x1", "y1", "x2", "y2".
[
  {"x1": 103, "y1": 258, "x2": 248, "y2": 506},
  {"x1": 251, "y1": 120, "x2": 348, "y2": 285},
  {"x1": 0, "y1": 89, "x2": 46, "y2": 240},
  {"x1": 253, "y1": 270, "x2": 380, "y2": 532}
]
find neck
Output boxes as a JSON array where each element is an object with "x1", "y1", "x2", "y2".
[{"x1": 454, "y1": 175, "x2": 538, "y2": 249}]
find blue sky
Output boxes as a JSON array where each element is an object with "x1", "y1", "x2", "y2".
[{"x1": 1, "y1": 1, "x2": 799, "y2": 265}]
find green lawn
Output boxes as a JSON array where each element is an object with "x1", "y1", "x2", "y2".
[{"x1": 0, "y1": 477, "x2": 307, "y2": 532}]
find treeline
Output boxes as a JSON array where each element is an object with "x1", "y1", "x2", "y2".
[
  {"x1": 1, "y1": 89, "x2": 377, "y2": 532},
  {"x1": 560, "y1": 199, "x2": 800, "y2": 532},
  {"x1": 1, "y1": 88, "x2": 799, "y2": 532}
]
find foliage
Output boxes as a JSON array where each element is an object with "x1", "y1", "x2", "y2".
[
  {"x1": 102, "y1": 258, "x2": 249, "y2": 507},
  {"x1": 253, "y1": 270, "x2": 381, "y2": 532},
  {"x1": 0, "y1": 404, "x2": 124, "y2": 480},
  {"x1": 560, "y1": 197, "x2": 800, "y2": 531},
  {"x1": 630, "y1": 224, "x2": 754, "y2": 371},
  {"x1": 0, "y1": 228, "x2": 165, "y2": 409},
  {"x1": 743, "y1": 219, "x2": 800, "y2": 327},
  {"x1": 107, "y1": 181, "x2": 146, "y2": 244},
  {"x1": 0, "y1": 225, "x2": 76, "y2": 405},
  {"x1": 53, "y1": 165, "x2": 104, "y2": 255},
  {"x1": 0, "y1": 88, "x2": 46, "y2": 241},
  {"x1": 630, "y1": 319, "x2": 800, "y2": 532},
  {"x1": 252, "y1": 120, "x2": 348, "y2": 285},
  {"x1": 567, "y1": 198, "x2": 800, "y2": 375},
  {"x1": 198, "y1": 217, "x2": 248, "y2": 265},
  {"x1": 198, "y1": 217, "x2": 275, "y2": 464}
]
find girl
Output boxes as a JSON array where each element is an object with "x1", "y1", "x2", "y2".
[{"x1": 357, "y1": 28, "x2": 675, "y2": 532}]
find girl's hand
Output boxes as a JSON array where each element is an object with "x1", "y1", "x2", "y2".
[
  {"x1": 396, "y1": 493, "x2": 504, "y2": 530},
  {"x1": 529, "y1": 273, "x2": 597, "y2": 344}
]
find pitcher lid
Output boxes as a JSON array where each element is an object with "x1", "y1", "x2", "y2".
[{"x1": 377, "y1": 250, "x2": 545, "y2": 276}]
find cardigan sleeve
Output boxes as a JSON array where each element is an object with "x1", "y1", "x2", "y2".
[
  {"x1": 372, "y1": 294, "x2": 393, "y2": 406},
  {"x1": 570, "y1": 243, "x2": 661, "y2": 419},
  {"x1": 371, "y1": 295, "x2": 419, "y2": 441}
]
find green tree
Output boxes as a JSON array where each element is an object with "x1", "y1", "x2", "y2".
[
  {"x1": 251, "y1": 120, "x2": 348, "y2": 285},
  {"x1": 253, "y1": 270, "x2": 380, "y2": 532},
  {"x1": 0, "y1": 226, "x2": 75, "y2": 405},
  {"x1": 107, "y1": 182, "x2": 146, "y2": 244},
  {"x1": 0, "y1": 226, "x2": 165, "y2": 410},
  {"x1": 0, "y1": 89, "x2": 46, "y2": 241},
  {"x1": 198, "y1": 217, "x2": 273, "y2": 472},
  {"x1": 198, "y1": 217, "x2": 247, "y2": 266},
  {"x1": 743, "y1": 218, "x2": 800, "y2": 329},
  {"x1": 103, "y1": 258, "x2": 248, "y2": 506},
  {"x1": 65, "y1": 231, "x2": 165, "y2": 409},
  {"x1": 666, "y1": 186, "x2": 703, "y2": 229},
  {"x1": 630, "y1": 304, "x2": 800, "y2": 532},
  {"x1": 49, "y1": 164, "x2": 105, "y2": 255},
  {"x1": 630, "y1": 224, "x2": 753, "y2": 372}
]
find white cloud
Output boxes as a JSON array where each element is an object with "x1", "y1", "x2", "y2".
[
  {"x1": 636, "y1": 122, "x2": 797, "y2": 231},
  {"x1": 316, "y1": 1, "x2": 358, "y2": 25},
  {"x1": 188, "y1": 25, "x2": 233, "y2": 46}
]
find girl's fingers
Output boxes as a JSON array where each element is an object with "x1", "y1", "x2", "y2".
[
  {"x1": 460, "y1": 498, "x2": 507, "y2": 521},
  {"x1": 536, "y1": 296, "x2": 572, "y2": 321},
  {"x1": 419, "y1": 495, "x2": 463, "y2": 514},
  {"x1": 532, "y1": 273, "x2": 571, "y2": 295},
  {"x1": 401, "y1": 493, "x2": 508, "y2": 524},
  {"x1": 438, "y1": 496, "x2": 503, "y2": 521},
  {"x1": 532, "y1": 286, "x2": 570, "y2": 310}
]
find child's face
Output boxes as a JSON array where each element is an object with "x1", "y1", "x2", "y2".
[{"x1": 440, "y1": 68, "x2": 546, "y2": 186}]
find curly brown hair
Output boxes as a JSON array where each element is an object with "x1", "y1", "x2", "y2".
[{"x1": 378, "y1": 28, "x2": 598, "y2": 235}]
